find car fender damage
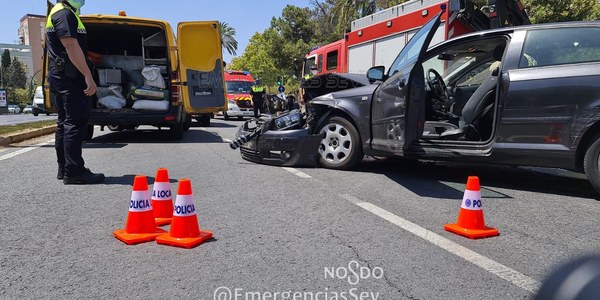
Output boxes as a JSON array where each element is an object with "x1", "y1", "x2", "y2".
[
  {"x1": 230, "y1": 73, "x2": 369, "y2": 167},
  {"x1": 231, "y1": 111, "x2": 324, "y2": 167}
]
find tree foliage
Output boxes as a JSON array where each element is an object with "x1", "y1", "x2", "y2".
[
  {"x1": 1, "y1": 49, "x2": 10, "y2": 87},
  {"x1": 219, "y1": 21, "x2": 238, "y2": 56},
  {"x1": 5, "y1": 57, "x2": 28, "y2": 89},
  {"x1": 522, "y1": 0, "x2": 600, "y2": 24}
]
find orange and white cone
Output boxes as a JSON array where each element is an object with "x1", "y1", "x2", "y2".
[
  {"x1": 156, "y1": 179, "x2": 213, "y2": 249},
  {"x1": 114, "y1": 175, "x2": 167, "y2": 245},
  {"x1": 151, "y1": 168, "x2": 173, "y2": 226},
  {"x1": 444, "y1": 176, "x2": 499, "y2": 239}
]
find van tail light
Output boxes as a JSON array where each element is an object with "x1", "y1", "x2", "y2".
[{"x1": 171, "y1": 72, "x2": 181, "y2": 103}]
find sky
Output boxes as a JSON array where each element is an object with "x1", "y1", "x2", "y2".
[{"x1": 0, "y1": 0, "x2": 312, "y2": 63}]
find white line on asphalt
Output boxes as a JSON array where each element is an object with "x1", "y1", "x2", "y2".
[
  {"x1": 223, "y1": 138, "x2": 232, "y2": 143},
  {"x1": 0, "y1": 139, "x2": 54, "y2": 161},
  {"x1": 340, "y1": 194, "x2": 541, "y2": 294},
  {"x1": 282, "y1": 167, "x2": 312, "y2": 179}
]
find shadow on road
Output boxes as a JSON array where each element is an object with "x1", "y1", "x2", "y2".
[
  {"x1": 89, "y1": 127, "x2": 227, "y2": 144},
  {"x1": 103, "y1": 174, "x2": 178, "y2": 186},
  {"x1": 353, "y1": 157, "x2": 598, "y2": 200}
]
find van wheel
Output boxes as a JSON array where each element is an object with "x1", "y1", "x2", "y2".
[
  {"x1": 183, "y1": 114, "x2": 192, "y2": 131},
  {"x1": 584, "y1": 136, "x2": 600, "y2": 197},
  {"x1": 198, "y1": 114, "x2": 211, "y2": 127},
  {"x1": 223, "y1": 112, "x2": 230, "y2": 120},
  {"x1": 33, "y1": 112, "x2": 39, "y2": 116},
  {"x1": 317, "y1": 116, "x2": 363, "y2": 170},
  {"x1": 170, "y1": 122, "x2": 184, "y2": 140},
  {"x1": 84, "y1": 125, "x2": 94, "y2": 141}
]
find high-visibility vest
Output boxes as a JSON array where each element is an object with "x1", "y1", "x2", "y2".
[
  {"x1": 252, "y1": 86, "x2": 264, "y2": 93},
  {"x1": 46, "y1": 3, "x2": 86, "y2": 34}
]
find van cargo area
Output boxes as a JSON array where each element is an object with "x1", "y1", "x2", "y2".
[{"x1": 82, "y1": 22, "x2": 189, "y2": 138}]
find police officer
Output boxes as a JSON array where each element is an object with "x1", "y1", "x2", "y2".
[
  {"x1": 46, "y1": 0, "x2": 104, "y2": 184},
  {"x1": 251, "y1": 80, "x2": 266, "y2": 118}
]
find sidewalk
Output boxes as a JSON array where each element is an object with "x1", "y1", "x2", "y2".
[{"x1": 0, "y1": 125, "x2": 56, "y2": 146}]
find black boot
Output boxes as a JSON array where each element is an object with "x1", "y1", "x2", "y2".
[
  {"x1": 57, "y1": 167, "x2": 65, "y2": 180},
  {"x1": 63, "y1": 168, "x2": 105, "y2": 185}
]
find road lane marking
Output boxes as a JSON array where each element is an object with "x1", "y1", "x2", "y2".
[
  {"x1": 0, "y1": 139, "x2": 54, "y2": 161},
  {"x1": 282, "y1": 167, "x2": 312, "y2": 179},
  {"x1": 340, "y1": 194, "x2": 541, "y2": 293}
]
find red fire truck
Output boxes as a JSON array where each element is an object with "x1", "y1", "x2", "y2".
[
  {"x1": 302, "y1": 0, "x2": 529, "y2": 77},
  {"x1": 223, "y1": 70, "x2": 256, "y2": 120}
]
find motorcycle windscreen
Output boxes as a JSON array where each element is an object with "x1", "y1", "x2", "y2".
[{"x1": 177, "y1": 21, "x2": 226, "y2": 114}]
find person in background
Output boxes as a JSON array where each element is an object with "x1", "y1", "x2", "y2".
[
  {"x1": 46, "y1": 0, "x2": 105, "y2": 184},
  {"x1": 251, "y1": 79, "x2": 266, "y2": 118}
]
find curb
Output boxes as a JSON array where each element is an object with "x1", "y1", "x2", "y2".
[{"x1": 0, "y1": 125, "x2": 57, "y2": 146}]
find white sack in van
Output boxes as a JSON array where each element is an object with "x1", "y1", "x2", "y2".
[
  {"x1": 141, "y1": 66, "x2": 166, "y2": 89},
  {"x1": 98, "y1": 95, "x2": 126, "y2": 109},
  {"x1": 132, "y1": 100, "x2": 169, "y2": 111},
  {"x1": 96, "y1": 85, "x2": 124, "y2": 99}
]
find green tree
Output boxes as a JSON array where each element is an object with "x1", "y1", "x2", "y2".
[
  {"x1": 522, "y1": 0, "x2": 600, "y2": 23},
  {"x1": 271, "y1": 5, "x2": 316, "y2": 43},
  {"x1": 12, "y1": 88, "x2": 30, "y2": 106},
  {"x1": 1, "y1": 49, "x2": 10, "y2": 87},
  {"x1": 219, "y1": 21, "x2": 238, "y2": 56},
  {"x1": 5, "y1": 57, "x2": 27, "y2": 89}
]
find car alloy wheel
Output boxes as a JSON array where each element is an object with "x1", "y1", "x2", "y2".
[{"x1": 318, "y1": 116, "x2": 363, "y2": 169}]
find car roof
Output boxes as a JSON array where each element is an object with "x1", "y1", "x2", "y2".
[{"x1": 448, "y1": 20, "x2": 600, "y2": 41}]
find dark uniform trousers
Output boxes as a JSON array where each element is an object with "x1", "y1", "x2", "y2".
[
  {"x1": 50, "y1": 69, "x2": 91, "y2": 177},
  {"x1": 253, "y1": 99, "x2": 264, "y2": 118}
]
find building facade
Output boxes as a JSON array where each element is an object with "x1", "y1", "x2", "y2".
[{"x1": 18, "y1": 14, "x2": 45, "y2": 84}]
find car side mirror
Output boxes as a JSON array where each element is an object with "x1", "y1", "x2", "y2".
[{"x1": 367, "y1": 66, "x2": 386, "y2": 83}]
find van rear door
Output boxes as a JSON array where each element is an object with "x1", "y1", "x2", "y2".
[{"x1": 177, "y1": 21, "x2": 226, "y2": 114}]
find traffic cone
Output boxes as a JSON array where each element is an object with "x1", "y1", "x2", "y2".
[
  {"x1": 114, "y1": 175, "x2": 167, "y2": 245},
  {"x1": 151, "y1": 168, "x2": 173, "y2": 226},
  {"x1": 444, "y1": 176, "x2": 499, "y2": 239},
  {"x1": 156, "y1": 179, "x2": 213, "y2": 249}
]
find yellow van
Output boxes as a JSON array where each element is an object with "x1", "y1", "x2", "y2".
[{"x1": 42, "y1": 9, "x2": 226, "y2": 139}]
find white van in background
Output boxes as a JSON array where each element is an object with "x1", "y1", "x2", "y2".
[{"x1": 32, "y1": 86, "x2": 50, "y2": 116}]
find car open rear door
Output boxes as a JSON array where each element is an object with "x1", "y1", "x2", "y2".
[
  {"x1": 371, "y1": 12, "x2": 443, "y2": 154},
  {"x1": 177, "y1": 21, "x2": 226, "y2": 114}
]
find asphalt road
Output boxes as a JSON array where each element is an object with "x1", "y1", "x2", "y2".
[
  {"x1": 0, "y1": 113, "x2": 56, "y2": 126},
  {"x1": 1, "y1": 117, "x2": 598, "y2": 299}
]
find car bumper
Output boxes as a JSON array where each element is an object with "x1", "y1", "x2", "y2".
[
  {"x1": 227, "y1": 109, "x2": 254, "y2": 117},
  {"x1": 236, "y1": 122, "x2": 323, "y2": 167},
  {"x1": 32, "y1": 104, "x2": 47, "y2": 113}
]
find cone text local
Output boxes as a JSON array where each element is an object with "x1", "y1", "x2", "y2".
[
  {"x1": 151, "y1": 168, "x2": 174, "y2": 226},
  {"x1": 444, "y1": 176, "x2": 499, "y2": 239},
  {"x1": 114, "y1": 175, "x2": 167, "y2": 245},
  {"x1": 156, "y1": 179, "x2": 213, "y2": 249}
]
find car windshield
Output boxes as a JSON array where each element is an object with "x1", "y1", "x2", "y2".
[
  {"x1": 388, "y1": 13, "x2": 441, "y2": 76},
  {"x1": 304, "y1": 56, "x2": 316, "y2": 76},
  {"x1": 226, "y1": 81, "x2": 253, "y2": 94}
]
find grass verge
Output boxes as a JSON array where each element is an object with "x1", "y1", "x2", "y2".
[{"x1": 0, "y1": 120, "x2": 56, "y2": 136}]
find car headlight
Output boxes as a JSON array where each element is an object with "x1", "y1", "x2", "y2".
[{"x1": 274, "y1": 110, "x2": 302, "y2": 129}]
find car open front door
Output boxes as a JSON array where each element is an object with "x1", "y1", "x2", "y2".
[
  {"x1": 177, "y1": 21, "x2": 226, "y2": 114},
  {"x1": 370, "y1": 12, "x2": 443, "y2": 154}
]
